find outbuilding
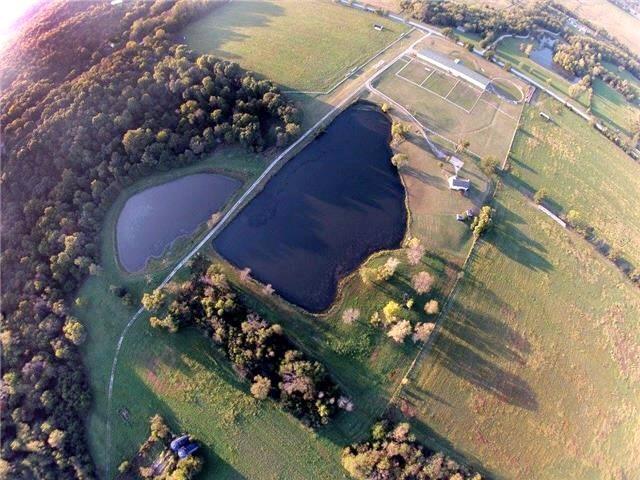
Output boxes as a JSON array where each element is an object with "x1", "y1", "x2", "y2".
[
  {"x1": 416, "y1": 49, "x2": 491, "y2": 91},
  {"x1": 448, "y1": 175, "x2": 471, "y2": 192}
]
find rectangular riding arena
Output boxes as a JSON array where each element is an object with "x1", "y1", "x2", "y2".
[
  {"x1": 375, "y1": 49, "x2": 525, "y2": 161},
  {"x1": 395, "y1": 55, "x2": 484, "y2": 114}
]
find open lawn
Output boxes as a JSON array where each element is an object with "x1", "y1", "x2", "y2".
[
  {"x1": 383, "y1": 122, "x2": 492, "y2": 262},
  {"x1": 182, "y1": 0, "x2": 407, "y2": 92},
  {"x1": 400, "y1": 184, "x2": 640, "y2": 479},
  {"x1": 79, "y1": 272, "x2": 350, "y2": 479},
  {"x1": 509, "y1": 92, "x2": 640, "y2": 268}
]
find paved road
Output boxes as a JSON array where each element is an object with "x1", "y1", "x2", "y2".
[{"x1": 103, "y1": 29, "x2": 429, "y2": 478}]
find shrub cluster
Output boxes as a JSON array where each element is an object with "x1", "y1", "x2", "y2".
[
  {"x1": 146, "y1": 259, "x2": 345, "y2": 427},
  {"x1": 342, "y1": 421, "x2": 483, "y2": 480}
]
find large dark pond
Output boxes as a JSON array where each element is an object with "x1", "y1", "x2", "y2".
[
  {"x1": 117, "y1": 173, "x2": 240, "y2": 272},
  {"x1": 214, "y1": 102, "x2": 407, "y2": 312}
]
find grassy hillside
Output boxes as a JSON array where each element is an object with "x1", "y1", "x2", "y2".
[
  {"x1": 509, "y1": 93, "x2": 640, "y2": 268},
  {"x1": 401, "y1": 184, "x2": 640, "y2": 479},
  {"x1": 182, "y1": 0, "x2": 407, "y2": 92}
]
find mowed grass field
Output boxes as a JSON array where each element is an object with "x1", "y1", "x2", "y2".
[
  {"x1": 182, "y1": 0, "x2": 407, "y2": 92},
  {"x1": 400, "y1": 184, "x2": 640, "y2": 479},
  {"x1": 374, "y1": 55, "x2": 522, "y2": 161},
  {"x1": 509, "y1": 93, "x2": 640, "y2": 268}
]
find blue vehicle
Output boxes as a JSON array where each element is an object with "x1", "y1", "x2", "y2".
[
  {"x1": 177, "y1": 442, "x2": 200, "y2": 459},
  {"x1": 170, "y1": 435, "x2": 190, "y2": 452}
]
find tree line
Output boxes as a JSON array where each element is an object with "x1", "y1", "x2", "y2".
[
  {"x1": 143, "y1": 258, "x2": 349, "y2": 427},
  {"x1": 0, "y1": 0, "x2": 300, "y2": 477}
]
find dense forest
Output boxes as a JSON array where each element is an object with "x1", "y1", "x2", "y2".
[
  {"x1": 0, "y1": 0, "x2": 300, "y2": 477},
  {"x1": 144, "y1": 258, "x2": 347, "y2": 427},
  {"x1": 401, "y1": 0, "x2": 640, "y2": 103}
]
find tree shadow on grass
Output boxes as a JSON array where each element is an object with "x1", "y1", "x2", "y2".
[
  {"x1": 488, "y1": 194, "x2": 553, "y2": 273},
  {"x1": 401, "y1": 165, "x2": 444, "y2": 189},
  {"x1": 386, "y1": 404, "x2": 492, "y2": 479},
  {"x1": 185, "y1": 0, "x2": 285, "y2": 62}
]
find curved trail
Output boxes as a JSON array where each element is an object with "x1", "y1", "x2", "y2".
[{"x1": 104, "y1": 31, "x2": 429, "y2": 478}]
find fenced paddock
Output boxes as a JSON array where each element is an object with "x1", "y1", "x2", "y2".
[
  {"x1": 378, "y1": 55, "x2": 524, "y2": 160},
  {"x1": 395, "y1": 57, "x2": 484, "y2": 113}
]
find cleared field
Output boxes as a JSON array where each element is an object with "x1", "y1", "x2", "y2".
[
  {"x1": 401, "y1": 184, "x2": 640, "y2": 479},
  {"x1": 495, "y1": 37, "x2": 640, "y2": 141},
  {"x1": 553, "y1": 0, "x2": 640, "y2": 56},
  {"x1": 395, "y1": 133, "x2": 491, "y2": 261},
  {"x1": 591, "y1": 77, "x2": 639, "y2": 137},
  {"x1": 602, "y1": 61, "x2": 640, "y2": 93},
  {"x1": 375, "y1": 57, "x2": 522, "y2": 161},
  {"x1": 79, "y1": 273, "x2": 349, "y2": 479},
  {"x1": 182, "y1": 0, "x2": 407, "y2": 92},
  {"x1": 509, "y1": 92, "x2": 640, "y2": 267}
]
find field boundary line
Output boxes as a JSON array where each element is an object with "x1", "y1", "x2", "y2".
[
  {"x1": 444, "y1": 79, "x2": 460, "y2": 99},
  {"x1": 104, "y1": 30, "x2": 430, "y2": 479},
  {"x1": 395, "y1": 56, "x2": 414, "y2": 77},
  {"x1": 419, "y1": 68, "x2": 435, "y2": 86},
  {"x1": 395, "y1": 67, "x2": 474, "y2": 114}
]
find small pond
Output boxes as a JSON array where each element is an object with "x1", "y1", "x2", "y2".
[
  {"x1": 116, "y1": 173, "x2": 240, "y2": 272},
  {"x1": 214, "y1": 102, "x2": 407, "y2": 312},
  {"x1": 529, "y1": 35, "x2": 579, "y2": 82}
]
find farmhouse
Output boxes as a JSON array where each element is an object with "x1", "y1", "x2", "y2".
[
  {"x1": 448, "y1": 175, "x2": 471, "y2": 192},
  {"x1": 416, "y1": 49, "x2": 491, "y2": 91}
]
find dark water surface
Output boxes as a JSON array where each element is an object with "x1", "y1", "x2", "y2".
[
  {"x1": 529, "y1": 36, "x2": 578, "y2": 82},
  {"x1": 214, "y1": 102, "x2": 407, "y2": 312},
  {"x1": 117, "y1": 173, "x2": 240, "y2": 272}
]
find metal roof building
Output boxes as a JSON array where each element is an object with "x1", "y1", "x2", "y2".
[{"x1": 416, "y1": 49, "x2": 491, "y2": 91}]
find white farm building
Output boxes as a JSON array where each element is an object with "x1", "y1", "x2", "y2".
[{"x1": 416, "y1": 49, "x2": 491, "y2": 91}]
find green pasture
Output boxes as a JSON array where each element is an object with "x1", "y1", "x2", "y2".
[
  {"x1": 591, "y1": 77, "x2": 639, "y2": 137},
  {"x1": 401, "y1": 184, "x2": 640, "y2": 479},
  {"x1": 509, "y1": 92, "x2": 640, "y2": 267},
  {"x1": 182, "y1": 0, "x2": 407, "y2": 92}
]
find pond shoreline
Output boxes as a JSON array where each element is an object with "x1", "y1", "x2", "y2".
[{"x1": 214, "y1": 101, "x2": 408, "y2": 312}]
